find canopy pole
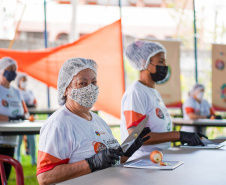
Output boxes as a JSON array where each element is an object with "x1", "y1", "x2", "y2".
[
  {"x1": 8, "y1": 3, "x2": 26, "y2": 49},
  {"x1": 193, "y1": 0, "x2": 198, "y2": 83},
  {"x1": 44, "y1": 0, "x2": 50, "y2": 108}
]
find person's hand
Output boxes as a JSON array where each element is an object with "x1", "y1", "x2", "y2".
[
  {"x1": 179, "y1": 131, "x2": 208, "y2": 146},
  {"x1": 8, "y1": 115, "x2": 25, "y2": 121},
  {"x1": 85, "y1": 149, "x2": 124, "y2": 172},
  {"x1": 124, "y1": 127, "x2": 151, "y2": 157}
]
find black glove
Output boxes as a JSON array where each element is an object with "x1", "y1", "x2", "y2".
[
  {"x1": 8, "y1": 115, "x2": 25, "y2": 121},
  {"x1": 124, "y1": 127, "x2": 151, "y2": 157},
  {"x1": 179, "y1": 131, "x2": 208, "y2": 146},
  {"x1": 215, "y1": 115, "x2": 222, "y2": 120},
  {"x1": 206, "y1": 115, "x2": 222, "y2": 119},
  {"x1": 85, "y1": 149, "x2": 124, "y2": 172}
]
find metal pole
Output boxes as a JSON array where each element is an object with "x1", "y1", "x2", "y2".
[
  {"x1": 119, "y1": 0, "x2": 122, "y2": 18},
  {"x1": 70, "y1": 0, "x2": 79, "y2": 42},
  {"x1": 193, "y1": 0, "x2": 198, "y2": 83},
  {"x1": 44, "y1": 0, "x2": 50, "y2": 108}
]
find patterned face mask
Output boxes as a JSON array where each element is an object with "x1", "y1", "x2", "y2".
[{"x1": 68, "y1": 83, "x2": 99, "y2": 108}]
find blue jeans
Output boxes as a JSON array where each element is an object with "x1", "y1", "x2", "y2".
[{"x1": 15, "y1": 135, "x2": 36, "y2": 165}]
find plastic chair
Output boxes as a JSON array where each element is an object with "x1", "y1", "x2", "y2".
[{"x1": 0, "y1": 155, "x2": 24, "y2": 185}]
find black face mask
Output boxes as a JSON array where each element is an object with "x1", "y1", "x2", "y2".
[
  {"x1": 3, "y1": 70, "x2": 17, "y2": 82},
  {"x1": 149, "y1": 64, "x2": 168, "y2": 82}
]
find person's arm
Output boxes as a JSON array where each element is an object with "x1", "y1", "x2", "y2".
[
  {"x1": 37, "y1": 160, "x2": 91, "y2": 185},
  {"x1": 0, "y1": 114, "x2": 9, "y2": 121},
  {"x1": 128, "y1": 128, "x2": 180, "y2": 145},
  {"x1": 187, "y1": 112, "x2": 207, "y2": 119}
]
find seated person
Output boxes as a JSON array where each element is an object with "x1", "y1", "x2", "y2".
[
  {"x1": 16, "y1": 73, "x2": 37, "y2": 165},
  {"x1": 37, "y1": 57, "x2": 151, "y2": 185},
  {"x1": 181, "y1": 83, "x2": 219, "y2": 132},
  {"x1": 120, "y1": 40, "x2": 206, "y2": 162},
  {"x1": 0, "y1": 57, "x2": 28, "y2": 183}
]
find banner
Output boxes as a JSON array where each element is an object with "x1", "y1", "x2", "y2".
[
  {"x1": 0, "y1": 19, "x2": 125, "y2": 118},
  {"x1": 212, "y1": 44, "x2": 226, "y2": 111},
  {"x1": 145, "y1": 39, "x2": 181, "y2": 108}
]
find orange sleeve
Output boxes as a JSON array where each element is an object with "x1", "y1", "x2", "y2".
[
  {"x1": 124, "y1": 110, "x2": 146, "y2": 129},
  {"x1": 22, "y1": 101, "x2": 28, "y2": 114},
  {"x1": 37, "y1": 150, "x2": 69, "y2": 175},
  {"x1": 185, "y1": 107, "x2": 195, "y2": 114},
  {"x1": 210, "y1": 107, "x2": 215, "y2": 115}
]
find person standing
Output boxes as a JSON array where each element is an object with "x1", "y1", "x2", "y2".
[
  {"x1": 0, "y1": 57, "x2": 28, "y2": 183},
  {"x1": 16, "y1": 73, "x2": 37, "y2": 165}
]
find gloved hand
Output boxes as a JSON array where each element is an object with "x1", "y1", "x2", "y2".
[
  {"x1": 124, "y1": 127, "x2": 151, "y2": 157},
  {"x1": 8, "y1": 115, "x2": 25, "y2": 121},
  {"x1": 85, "y1": 149, "x2": 124, "y2": 172},
  {"x1": 179, "y1": 131, "x2": 208, "y2": 146}
]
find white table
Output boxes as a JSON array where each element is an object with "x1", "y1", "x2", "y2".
[
  {"x1": 58, "y1": 144, "x2": 226, "y2": 185},
  {"x1": 28, "y1": 108, "x2": 57, "y2": 115},
  {"x1": 0, "y1": 120, "x2": 44, "y2": 135},
  {"x1": 172, "y1": 118, "x2": 226, "y2": 131}
]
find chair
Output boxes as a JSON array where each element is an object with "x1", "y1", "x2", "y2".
[{"x1": 0, "y1": 155, "x2": 24, "y2": 185}]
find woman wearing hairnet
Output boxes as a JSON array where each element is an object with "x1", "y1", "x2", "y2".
[
  {"x1": 181, "y1": 83, "x2": 218, "y2": 132},
  {"x1": 37, "y1": 57, "x2": 150, "y2": 185},
  {"x1": 0, "y1": 57, "x2": 28, "y2": 182},
  {"x1": 121, "y1": 40, "x2": 206, "y2": 161},
  {"x1": 16, "y1": 73, "x2": 37, "y2": 166}
]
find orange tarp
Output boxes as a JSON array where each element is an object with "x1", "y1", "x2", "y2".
[{"x1": 0, "y1": 19, "x2": 125, "y2": 118}]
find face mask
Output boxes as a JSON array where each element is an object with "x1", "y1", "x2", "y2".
[
  {"x1": 3, "y1": 70, "x2": 17, "y2": 82},
  {"x1": 68, "y1": 83, "x2": 99, "y2": 108},
  {"x1": 196, "y1": 92, "x2": 204, "y2": 101},
  {"x1": 149, "y1": 64, "x2": 168, "y2": 82},
  {"x1": 20, "y1": 81, "x2": 27, "y2": 89}
]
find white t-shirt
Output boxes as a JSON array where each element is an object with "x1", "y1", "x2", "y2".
[
  {"x1": 18, "y1": 89, "x2": 35, "y2": 106},
  {"x1": 181, "y1": 97, "x2": 214, "y2": 132},
  {"x1": 37, "y1": 105, "x2": 120, "y2": 175},
  {"x1": 0, "y1": 84, "x2": 24, "y2": 146},
  {"x1": 121, "y1": 81, "x2": 172, "y2": 161}
]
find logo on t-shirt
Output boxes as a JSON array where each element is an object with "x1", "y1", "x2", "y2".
[
  {"x1": 92, "y1": 141, "x2": 107, "y2": 153},
  {"x1": 156, "y1": 108, "x2": 164, "y2": 119},
  {"x1": 95, "y1": 131, "x2": 106, "y2": 136},
  {"x1": 7, "y1": 94, "x2": 14, "y2": 98},
  {"x1": 167, "y1": 122, "x2": 171, "y2": 131},
  {"x1": 2, "y1": 100, "x2": 9, "y2": 107},
  {"x1": 12, "y1": 109, "x2": 19, "y2": 116}
]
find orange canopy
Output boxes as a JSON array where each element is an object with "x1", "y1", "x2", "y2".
[{"x1": 0, "y1": 19, "x2": 125, "y2": 118}]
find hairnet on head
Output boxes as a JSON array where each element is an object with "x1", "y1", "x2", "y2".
[
  {"x1": 125, "y1": 40, "x2": 166, "y2": 71},
  {"x1": 57, "y1": 57, "x2": 98, "y2": 106},
  {"x1": 16, "y1": 73, "x2": 27, "y2": 87},
  {"x1": 0, "y1": 57, "x2": 18, "y2": 73},
  {"x1": 190, "y1": 83, "x2": 205, "y2": 96}
]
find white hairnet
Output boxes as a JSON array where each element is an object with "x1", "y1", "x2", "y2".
[
  {"x1": 57, "y1": 57, "x2": 98, "y2": 106},
  {"x1": 0, "y1": 57, "x2": 18, "y2": 73},
  {"x1": 125, "y1": 40, "x2": 166, "y2": 71},
  {"x1": 190, "y1": 83, "x2": 205, "y2": 96},
  {"x1": 16, "y1": 72, "x2": 27, "y2": 87}
]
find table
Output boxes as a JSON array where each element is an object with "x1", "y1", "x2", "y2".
[
  {"x1": 28, "y1": 108, "x2": 57, "y2": 115},
  {"x1": 58, "y1": 144, "x2": 226, "y2": 185},
  {"x1": 0, "y1": 120, "x2": 44, "y2": 135},
  {"x1": 172, "y1": 118, "x2": 226, "y2": 131}
]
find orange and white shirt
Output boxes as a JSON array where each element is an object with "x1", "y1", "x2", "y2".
[
  {"x1": 181, "y1": 97, "x2": 215, "y2": 132},
  {"x1": 0, "y1": 84, "x2": 25, "y2": 146},
  {"x1": 121, "y1": 81, "x2": 172, "y2": 161},
  {"x1": 37, "y1": 105, "x2": 120, "y2": 175}
]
